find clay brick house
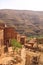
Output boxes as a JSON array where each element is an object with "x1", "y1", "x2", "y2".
[
  {"x1": 4, "y1": 27, "x2": 17, "y2": 46},
  {"x1": 0, "y1": 24, "x2": 20, "y2": 53},
  {"x1": 4, "y1": 27, "x2": 20, "y2": 47},
  {"x1": 0, "y1": 23, "x2": 27, "y2": 54},
  {"x1": 0, "y1": 28, "x2": 4, "y2": 47},
  {"x1": 0, "y1": 23, "x2": 27, "y2": 46},
  {"x1": 16, "y1": 33, "x2": 20, "y2": 42},
  {"x1": 25, "y1": 38, "x2": 38, "y2": 49},
  {"x1": 0, "y1": 23, "x2": 5, "y2": 47},
  {"x1": 0, "y1": 23, "x2": 5, "y2": 55},
  {"x1": 29, "y1": 38, "x2": 38, "y2": 48},
  {"x1": 0, "y1": 28, "x2": 4, "y2": 54},
  {"x1": 20, "y1": 36, "x2": 26, "y2": 45}
]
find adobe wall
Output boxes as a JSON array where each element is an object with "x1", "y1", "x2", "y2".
[
  {"x1": 20, "y1": 36, "x2": 26, "y2": 45},
  {"x1": 4, "y1": 27, "x2": 20, "y2": 47},
  {"x1": 0, "y1": 29, "x2": 4, "y2": 56},
  {"x1": 0, "y1": 29, "x2": 4, "y2": 47},
  {"x1": 16, "y1": 34, "x2": 20, "y2": 42}
]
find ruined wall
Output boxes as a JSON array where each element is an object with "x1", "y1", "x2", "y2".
[
  {"x1": 20, "y1": 36, "x2": 26, "y2": 45},
  {"x1": 16, "y1": 34, "x2": 20, "y2": 42},
  {"x1": 25, "y1": 51, "x2": 40, "y2": 65},
  {"x1": 4, "y1": 27, "x2": 17, "y2": 46},
  {"x1": 4, "y1": 27, "x2": 21, "y2": 47},
  {"x1": 0, "y1": 29, "x2": 4, "y2": 47},
  {"x1": 0, "y1": 29, "x2": 4, "y2": 55}
]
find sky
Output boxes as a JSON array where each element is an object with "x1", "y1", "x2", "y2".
[{"x1": 0, "y1": 0, "x2": 43, "y2": 11}]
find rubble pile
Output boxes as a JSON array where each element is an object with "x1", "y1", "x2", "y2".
[{"x1": 0, "y1": 47, "x2": 22, "y2": 65}]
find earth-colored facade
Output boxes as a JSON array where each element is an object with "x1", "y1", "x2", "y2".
[{"x1": 0, "y1": 24, "x2": 26, "y2": 54}]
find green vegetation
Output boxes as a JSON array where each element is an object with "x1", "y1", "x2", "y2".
[
  {"x1": 27, "y1": 35, "x2": 43, "y2": 44},
  {"x1": 11, "y1": 39, "x2": 22, "y2": 50},
  {"x1": 28, "y1": 35, "x2": 43, "y2": 40}
]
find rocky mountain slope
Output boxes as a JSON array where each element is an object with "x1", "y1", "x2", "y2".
[{"x1": 0, "y1": 9, "x2": 43, "y2": 36}]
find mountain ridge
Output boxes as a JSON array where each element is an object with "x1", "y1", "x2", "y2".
[{"x1": 0, "y1": 9, "x2": 43, "y2": 36}]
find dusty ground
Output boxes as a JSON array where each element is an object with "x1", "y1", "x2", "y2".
[
  {"x1": 0, "y1": 47, "x2": 43, "y2": 65},
  {"x1": 0, "y1": 47, "x2": 26, "y2": 65},
  {"x1": 39, "y1": 52, "x2": 43, "y2": 65},
  {"x1": 25, "y1": 47, "x2": 43, "y2": 65}
]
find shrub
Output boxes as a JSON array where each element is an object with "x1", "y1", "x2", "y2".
[{"x1": 11, "y1": 39, "x2": 22, "y2": 50}]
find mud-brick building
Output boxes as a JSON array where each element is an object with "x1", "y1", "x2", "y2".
[
  {"x1": 0, "y1": 23, "x2": 5, "y2": 55},
  {"x1": 0, "y1": 28, "x2": 4, "y2": 47},
  {"x1": 0, "y1": 24, "x2": 26, "y2": 46},
  {"x1": 4, "y1": 27, "x2": 20, "y2": 47},
  {"x1": 0, "y1": 23, "x2": 27, "y2": 54},
  {"x1": 0, "y1": 23, "x2": 5, "y2": 47},
  {"x1": 0, "y1": 24, "x2": 20, "y2": 54},
  {"x1": 20, "y1": 36, "x2": 26, "y2": 45}
]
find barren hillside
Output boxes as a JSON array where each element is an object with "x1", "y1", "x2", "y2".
[{"x1": 0, "y1": 9, "x2": 43, "y2": 36}]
